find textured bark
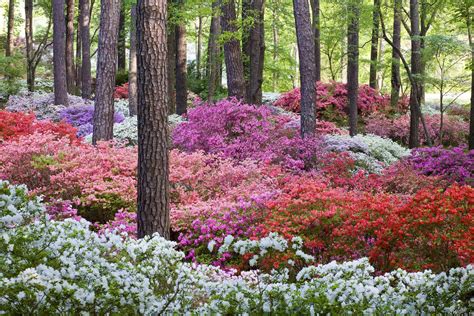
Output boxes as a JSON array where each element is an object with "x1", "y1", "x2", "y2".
[
  {"x1": 196, "y1": 16, "x2": 202, "y2": 79},
  {"x1": 6, "y1": 0, "x2": 15, "y2": 56},
  {"x1": 175, "y1": 22, "x2": 188, "y2": 115},
  {"x1": 92, "y1": 0, "x2": 121, "y2": 143},
  {"x1": 53, "y1": 0, "x2": 69, "y2": 106},
  {"x1": 76, "y1": 18, "x2": 82, "y2": 92},
  {"x1": 369, "y1": 0, "x2": 380, "y2": 89},
  {"x1": 80, "y1": 0, "x2": 92, "y2": 99},
  {"x1": 468, "y1": 13, "x2": 474, "y2": 149},
  {"x1": 136, "y1": 0, "x2": 170, "y2": 239},
  {"x1": 207, "y1": 1, "x2": 221, "y2": 101},
  {"x1": 117, "y1": 8, "x2": 127, "y2": 71},
  {"x1": 167, "y1": 17, "x2": 176, "y2": 114},
  {"x1": 310, "y1": 0, "x2": 321, "y2": 82},
  {"x1": 347, "y1": 0, "x2": 360, "y2": 136},
  {"x1": 409, "y1": 0, "x2": 421, "y2": 148},
  {"x1": 66, "y1": 0, "x2": 76, "y2": 94},
  {"x1": 390, "y1": 0, "x2": 401, "y2": 109},
  {"x1": 293, "y1": 0, "x2": 316, "y2": 138},
  {"x1": 220, "y1": 0, "x2": 245, "y2": 99},
  {"x1": 25, "y1": 0, "x2": 34, "y2": 91},
  {"x1": 128, "y1": 4, "x2": 138, "y2": 116}
]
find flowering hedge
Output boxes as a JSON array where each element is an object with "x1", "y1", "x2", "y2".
[{"x1": 1, "y1": 181, "x2": 473, "y2": 314}]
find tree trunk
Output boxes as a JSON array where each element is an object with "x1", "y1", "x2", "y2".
[
  {"x1": 117, "y1": 8, "x2": 127, "y2": 71},
  {"x1": 390, "y1": 0, "x2": 401, "y2": 109},
  {"x1": 76, "y1": 17, "x2": 82, "y2": 93},
  {"x1": 409, "y1": 0, "x2": 421, "y2": 148},
  {"x1": 220, "y1": 0, "x2": 245, "y2": 99},
  {"x1": 53, "y1": 0, "x2": 69, "y2": 105},
  {"x1": 246, "y1": 0, "x2": 265, "y2": 104},
  {"x1": 196, "y1": 16, "x2": 202, "y2": 79},
  {"x1": 310, "y1": 0, "x2": 321, "y2": 82},
  {"x1": 369, "y1": 0, "x2": 380, "y2": 89},
  {"x1": 6, "y1": 0, "x2": 15, "y2": 56},
  {"x1": 347, "y1": 0, "x2": 360, "y2": 136},
  {"x1": 207, "y1": 1, "x2": 221, "y2": 101},
  {"x1": 80, "y1": 0, "x2": 92, "y2": 99},
  {"x1": 25, "y1": 0, "x2": 34, "y2": 91},
  {"x1": 469, "y1": 17, "x2": 474, "y2": 149},
  {"x1": 92, "y1": 0, "x2": 121, "y2": 144},
  {"x1": 136, "y1": 0, "x2": 170, "y2": 239},
  {"x1": 128, "y1": 4, "x2": 138, "y2": 116},
  {"x1": 175, "y1": 22, "x2": 187, "y2": 115},
  {"x1": 66, "y1": 0, "x2": 76, "y2": 94},
  {"x1": 293, "y1": 0, "x2": 316, "y2": 138}
]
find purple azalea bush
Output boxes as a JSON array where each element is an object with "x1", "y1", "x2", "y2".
[{"x1": 407, "y1": 146, "x2": 474, "y2": 185}]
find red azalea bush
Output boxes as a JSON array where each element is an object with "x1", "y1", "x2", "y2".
[
  {"x1": 365, "y1": 113, "x2": 469, "y2": 146},
  {"x1": 114, "y1": 82, "x2": 129, "y2": 99},
  {"x1": 274, "y1": 81, "x2": 390, "y2": 119},
  {"x1": 0, "y1": 111, "x2": 78, "y2": 142}
]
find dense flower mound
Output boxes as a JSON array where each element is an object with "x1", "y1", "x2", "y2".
[
  {"x1": 0, "y1": 111, "x2": 78, "y2": 142},
  {"x1": 114, "y1": 82, "x2": 129, "y2": 99},
  {"x1": 274, "y1": 81, "x2": 393, "y2": 119},
  {"x1": 1, "y1": 181, "x2": 473, "y2": 314},
  {"x1": 6, "y1": 92, "x2": 94, "y2": 121},
  {"x1": 407, "y1": 146, "x2": 474, "y2": 185},
  {"x1": 365, "y1": 113, "x2": 469, "y2": 146}
]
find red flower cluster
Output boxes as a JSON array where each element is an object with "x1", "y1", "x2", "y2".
[{"x1": 114, "y1": 83, "x2": 129, "y2": 99}]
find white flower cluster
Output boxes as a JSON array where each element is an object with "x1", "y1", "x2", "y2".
[{"x1": 1, "y1": 181, "x2": 472, "y2": 314}]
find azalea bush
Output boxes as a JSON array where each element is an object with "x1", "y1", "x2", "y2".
[
  {"x1": 1, "y1": 181, "x2": 473, "y2": 315},
  {"x1": 114, "y1": 82, "x2": 129, "y2": 99}
]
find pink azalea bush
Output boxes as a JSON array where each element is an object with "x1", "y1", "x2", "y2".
[{"x1": 365, "y1": 113, "x2": 469, "y2": 146}]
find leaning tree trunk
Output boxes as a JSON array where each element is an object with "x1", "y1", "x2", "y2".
[
  {"x1": 246, "y1": 0, "x2": 265, "y2": 104},
  {"x1": 25, "y1": 0, "x2": 34, "y2": 91},
  {"x1": 347, "y1": 0, "x2": 360, "y2": 136},
  {"x1": 117, "y1": 8, "x2": 127, "y2": 71},
  {"x1": 136, "y1": 0, "x2": 170, "y2": 239},
  {"x1": 92, "y1": 0, "x2": 121, "y2": 144},
  {"x1": 369, "y1": 0, "x2": 380, "y2": 89},
  {"x1": 53, "y1": 0, "x2": 69, "y2": 105},
  {"x1": 66, "y1": 0, "x2": 76, "y2": 94},
  {"x1": 220, "y1": 0, "x2": 245, "y2": 99},
  {"x1": 128, "y1": 4, "x2": 138, "y2": 116},
  {"x1": 293, "y1": 0, "x2": 316, "y2": 138},
  {"x1": 310, "y1": 0, "x2": 321, "y2": 82},
  {"x1": 390, "y1": 0, "x2": 402, "y2": 109},
  {"x1": 207, "y1": 1, "x2": 221, "y2": 101},
  {"x1": 409, "y1": 0, "x2": 421, "y2": 148},
  {"x1": 80, "y1": 0, "x2": 92, "y2": 99},
  {"x1": 6, "y1": 0, "x2": 15, "y2": 56},
  {"x1": 175, "y1": 18, "x2": 188, "y2": 115}
]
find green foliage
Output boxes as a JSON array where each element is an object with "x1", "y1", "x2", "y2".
[
  {"x1": 115, "y1": 69, "x2": 129, "y2": 86},
  {"x1": 0, "y1": 54, "x2": 25, "y2": 101}
]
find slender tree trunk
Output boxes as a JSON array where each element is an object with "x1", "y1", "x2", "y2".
[
  {"x1": 128, "y1": 4, "x2": 138, "y2": 116},
  {"x1": 468, "y1": 17, "x2": 474, "y2": 149},
  {"x1": 196, "y1": 16, "x2": 202, "y2": 79},
  {"x1": 409, "y1": 0, "x2": 421, "y2": 148},
  {"x1": 92, "y1": 0, "x2": 121, "y2": 143},
  {"x1": 175, "y1": 21, "x2": 188, "y2": 114},
  {"x1": 369, "y1": 0, "x2": 380, "y2": 89},
  {"x1": 25, "y1": 0, "x2": 34, "y2": 91},
  {"x1": 117, "y1": 8, "x2": 127, "y2": 71},
  {"x1": 66, "y1": 0, "x2": 76, "y2": 94},
  {"x1": 167, "y1": 14, "x2": 176, "y2": 114},
  {"x1": 390, "y1": 0, "x2": 401, "y2": 109},
  {"x1": 207, "y1": 1, "x2": 220, "y2": 101},
  {"x1": 293, "y1": 0, "x2": 316, "y2": 138},
  {"x1": 136, "y1": 0, "x2": 170, "y2": 239},
  {"x1": 220, "y1": 0, "x2": 246, "y2": 99},
  {"x1": 347, "y1": 0, "x2": 360, "y2": 136},
  {"x1": 76, "y1": 17, "x2": 82, "y2": 93},
  {"x1": 310, "y1": 0, "x2": 321, "y2": 82},
  {"x1": 6, "y1": 0, "x2": 15, "y2": 56},
  {"x1": 80, "y1": 0, "x2": 92, "y2": 99},
  {"x1": 53, "y1": 0, "x2": 69, "y2": 105}
]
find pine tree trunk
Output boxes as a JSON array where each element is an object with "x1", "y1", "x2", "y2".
[
  {"x1": 136, "y1": 0, "x2": 170, "y2": 239},
  {"x1": 207, "y1": 1, "x2": 220, "y2": 101},
  {"x1": 167, "y1": 15, "x2": 176, "y2": 114},
  {"x1": 468, "y1": 19, "x2": 474, "y2": 149},
  {"x1": 80, "y1": 0, "x2": 92, "y2": 99},
  {"x1": 25, "y1": 0, "x2": 34, "y2": 91},
  {"x1": 220, "y1": 0, "x2": 245, "y2": 99},
  {"x1": 76, "y1": 18, "x2": 82, "y2": 93},
  {"x1": 175, "y1": 22, "x2": 187, "y2": 115},
  {"x1": 347, "y1": 0, "x2": 360, "y2": 136},
  {"x1": 409, "y1": 0, "x2": 421, "y2": 148},
  {"x1": 53, "y1": 0, "x2": 69, "y2": 105},
  {"x1": 196, "y1": 16, "x2": 202, "y2": 79},
  {"x1": 128, "y1": 4, "x2": 138, "y2": 116},
  {"x1": 390, "y1": 0, "x2": 401, "y2": 109},
  {"x1": 246, "y1": 0, "x2": 265, "y2": 104},
  {"x1": 118, "y1": 8, "x2": 127, "y2": 71},
  {"x1": 92, "y1": 0, "x2": 121, "y2": 143},
  {"x1": 369, "y1": 0, "x2": 380, "y2": 89},
  {"x1": 310, "y1": 0, "x2": 321, "y2": 82},
  {"x1": 293, "y1": 0, "x2": 316, "y2": 138},
  {"x1": 6, "y1": 0, "x2": 15, "y2": 56},
  {"x1": 66, "y1": 0, "x2": 76, "y2": 94}
]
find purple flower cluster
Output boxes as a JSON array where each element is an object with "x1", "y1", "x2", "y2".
[
  {"x1": 46, "y1": 200, "x2": 82, "y2": 221},
  {"x1": 172, "y1": 98, "x2": 324, "y2": 170},
  {"x1": 407, "y1": 146, "x2": 474, "y2": 185}
]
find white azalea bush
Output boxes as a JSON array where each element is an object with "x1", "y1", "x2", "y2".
[
  {"x1": 324, "y1": 134, "x2": 410, "y2": 173},
  {"x1": 1, "y1": 181, "x2": 473, "y2": 314}
]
